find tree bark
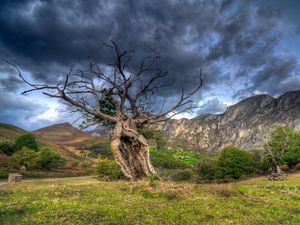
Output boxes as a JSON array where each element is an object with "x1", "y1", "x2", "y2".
[{"x1": 110, "y1": 118, "x2": 156, "y2": 180}]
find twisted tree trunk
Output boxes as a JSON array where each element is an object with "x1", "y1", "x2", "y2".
[{"x1": 110, "y1": 118, "x2": 156, "y2": 180}]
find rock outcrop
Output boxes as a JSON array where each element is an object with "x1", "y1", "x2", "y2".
[{"x1": 151, "y1": 90, "x2": 300, "y2": 153}]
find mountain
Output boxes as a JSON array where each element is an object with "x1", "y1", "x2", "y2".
[
  {"x1": 33, "y1": 122, "x2": 96, "y2": 146},
  {"x1": 151, "y1": 90, "x2": 300, "y2": 153},
  {"x1": 0, "y1": 122, "x2": 99, "y2": 165}
]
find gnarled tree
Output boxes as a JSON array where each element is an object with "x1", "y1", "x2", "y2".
[{"x1": 12, "y1": 42, "x2": 205, "y2": 180}]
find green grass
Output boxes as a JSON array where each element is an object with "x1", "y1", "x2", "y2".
[
  {"x1": 172, "y1": 151, "x2": 199, "y2": 164},
  {"x1": 1, "y1": 173, "x2": 300, "y2": 224}
]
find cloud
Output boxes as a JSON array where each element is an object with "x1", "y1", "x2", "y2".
[
  {"x1": 0, "y1": 0, "x2": 297, "y2": 98},
  {"x1": 0, "y1": 89, "x2": 77, "y2": 130},
  {"x1": 0, "y1": 91, "x2": 44, "y2": 130},
  {"x1": 197, "y1": 98, "x2": 227, "y2": 115},
  {"x1": 0, "y1": 0, "x2": 299, "y2": 129}
]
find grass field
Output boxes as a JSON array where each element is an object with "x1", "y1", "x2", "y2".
[{"x1": 0, "y1": 174, "x2": 300, "y2": 225}]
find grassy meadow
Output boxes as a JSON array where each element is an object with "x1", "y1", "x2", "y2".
[{"x1": 0, "y1": 173, "x2": 300, "y2": 225}]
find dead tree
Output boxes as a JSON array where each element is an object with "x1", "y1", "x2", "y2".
[{"x1": 12, "y1": 41, "x2": 205, "y2": 180}]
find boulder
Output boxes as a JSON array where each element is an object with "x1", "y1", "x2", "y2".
[{"x1": 8, "y1": 173, "x2": 23, "y2": 183}]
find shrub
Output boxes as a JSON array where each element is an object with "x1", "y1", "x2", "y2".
[
  {"x1": 0, "y1": 141, "x2": 15, "y2": 155},
  {"x1": 39, "y1": 147, "x2": 66, "y2": 170},
  {"x1": 150, "y1": 147, "x2": 191, "y2": 170},
  {"x1": 15, "y1": 133, "x2": 38, "y2": 151},
  {"x1": 97, "y1": 158, "x2": 123, "y2": 179},
  {"x1": 216, "y1": 146, "x2": 256, "y2": 179},
  {"x1": 195, "y1": 158, "x2": 218, "y2": 180},
  {"x1": 79, "y1": 160, "x2": 93, "y2": 168},
  {"x1": 10, "y1": 147, "x2": 41, "y2": 169},
  {"x1": 10, "y1": 146, "x2": 66, "y2": 170},
  {"x1": 171, "y1": 169, "x2": 193, "y2": 181}
]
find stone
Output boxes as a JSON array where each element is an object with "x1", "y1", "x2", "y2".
[
  {"x1": 266, "y1": 172, "x2": 287, "y2": 181},
  {"x1": 8, "y1": 173, "x2": 23, "y2": 183}
]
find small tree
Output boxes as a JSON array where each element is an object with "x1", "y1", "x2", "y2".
[
  {"x1": 264, "y1": 127, "x2": 300, "y2": 173},
  {"x1": 216, "y1": 146, "x2": 255, "y2": 179},
  {"x1": 12, "y1": 42, "x2": 204, "y2": 180},
  {"x1": 39, "y1": 147, "x2": 66, "y2": 170},
  {"x1": 15, "y1": 133, "x2": 38, "y2": 151}
]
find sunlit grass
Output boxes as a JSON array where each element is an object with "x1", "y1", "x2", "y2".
[
  {"x1": 0, "y1": 173, "x2": 299, "y2": 224},
  {"x1": 172, "y1": 151, "x2": 199, "y2": 164}
]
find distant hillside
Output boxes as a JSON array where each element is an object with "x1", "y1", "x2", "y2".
[
  {"x1": 0, "y1": 123, "x2": 27, "y2": 142},
  {"x1": 151, "y1": 90, "x2": 300, "y2": 153},
  {"x1": 33, "y1": 122, "x2": 97, "y2": 146},
  {"x1": 0, "y1": 122, "x2": 100, "y2": 168}
]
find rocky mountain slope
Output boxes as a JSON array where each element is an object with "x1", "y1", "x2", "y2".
[{"x1": 151, "y1": 90, "x2": 300, "y2": 153}]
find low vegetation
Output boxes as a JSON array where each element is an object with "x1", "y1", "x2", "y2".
[
  {"x1": 92, "y1": 127, "x2": 300, "y2": 183},
  {"x1": 1, "y1": 174, "x2": 300, "y2": 224},
  {"x1": 96, "y1": 156, "x2": 123, "y2": 180},
  {"x1": 0, "y1": 133, "x2": 66, "y2": 178},
  {"x1": 0, "y1": 124, "x2": 300, "y2": 224}
]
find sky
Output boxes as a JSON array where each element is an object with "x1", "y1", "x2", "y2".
[{"x1": 0, "y1": 0, "x2": 300, "y2": 131}]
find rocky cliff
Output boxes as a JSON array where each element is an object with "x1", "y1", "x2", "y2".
[{"x1": 151, "y1": 90, "x2": 300, "y2": 153}]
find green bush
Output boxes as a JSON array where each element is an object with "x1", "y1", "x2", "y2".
[
  {"x1": 216, "y1": 146, "x2": 256, "y2": 179},
  {"x1": 150, "y1": 148, "x2": 191, "y2": 170},
  {"x1": 171, "y1": 169, "x2": 193, "y2": 181},
  {"x1": 0, "y1": 141, "x2": 15, "y2": 155},
  {"x1": 97, "y1": 158, "x2": 123, "y2": 179},
  {"x1": 39, "y1": 147, "x2": 66, "y2": 170},
  {"x1": 10, "y1": 147, "x2": 41, "y2": 169},
  {"x1": 10, "y1": 146, "x2": 66, "y2": 170},
  {"x1": 195, "y1": 158, "x2": 218, "y2": 180},
  {"x1": 15, "y1": 133, "x2": 38, "y2": 151}
]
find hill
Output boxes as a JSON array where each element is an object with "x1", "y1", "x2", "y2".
[
  {"x1": 33, "y1": 122, "x2": 97, "y2": 146},
  {"x1": 0, "y1": 123, "x2": 99, "y2": 178},
  {"x1": 0, "y1": 123, "x2": 27, "y2": 142}
]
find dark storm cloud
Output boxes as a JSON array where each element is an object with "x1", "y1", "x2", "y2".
[
  {"x1": 0, "y1": 75, "x2": 22, "y2": 91},
  {"x1": 0, "y1": 0, "x2": 298, "y2": 105},
  {"x1": 197, "y1": 98, "x2": 227, "y2": 115}
]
